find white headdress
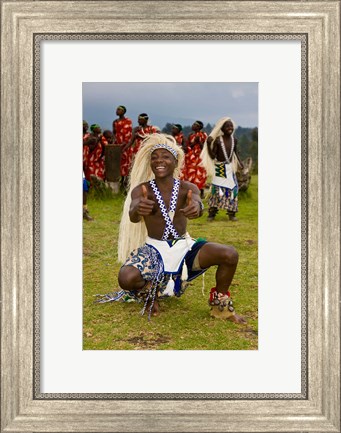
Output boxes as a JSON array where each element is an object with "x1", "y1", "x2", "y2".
[
  {"x1": 117, "y1": 133, "x2": 184, "y2": 263},
  {"x1": 200, "y1": 117, "x2": 238, "y2": 178}
]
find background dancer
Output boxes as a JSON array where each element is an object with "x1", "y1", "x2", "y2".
[
  {"x1": 112, "y1": 105, "x2": 133, "y2": 190},
  {"x1": 201, "y1": 117, "x2": 244, "y2": 221},
  {"x1": 171, "y1": 123, "x2": 186, "y2": 152},
  {"x1": 181, "y1": 120, "x2": 207, "y2": 198}
]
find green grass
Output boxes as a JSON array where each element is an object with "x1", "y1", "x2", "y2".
[{"x1": 83, "y1": 176, "x2": 258, "y2": 350}]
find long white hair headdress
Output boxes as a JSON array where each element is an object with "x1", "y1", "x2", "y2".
[
  {"x1": 200, "y1": 117, "x2": 238, "y2": 179},
  {"x1": 117, "y1": 133, "x2": 184, "y2": 263}
]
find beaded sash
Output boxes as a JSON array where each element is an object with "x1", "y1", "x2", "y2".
[
  {"x1": 149, "y1": 178, "x2": 180, "y2": 240},
  {"x1": 219, "y1": 135, "x2": 234, "y2": 163}
]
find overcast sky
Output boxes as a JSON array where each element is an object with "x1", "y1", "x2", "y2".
[{"x1": 83, "y1": 82, "x2": 258, "y2": 131}]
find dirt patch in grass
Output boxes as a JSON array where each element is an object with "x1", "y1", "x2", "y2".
[
  {"x1": 238, "y1": 328, "x2": 258, "y2": 336},
  {"x1": 123, "y1": 332, "x2": 171, "y2": 349}
]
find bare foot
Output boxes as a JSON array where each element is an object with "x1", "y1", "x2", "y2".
[
  {"x1": 146, "y1": 300, "x2": 160, "y2": 317},
  {"x1": 152, "y1": 300, "x2": 160, "y2": 316}
]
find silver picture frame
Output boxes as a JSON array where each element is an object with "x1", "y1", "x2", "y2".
[{"x1": 1, "y1": 1, "x2": 340, "y2": 432}]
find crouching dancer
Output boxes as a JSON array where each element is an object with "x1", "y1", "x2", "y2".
[{"x1": 97, "y1": 133, "x2": 245, "y2": 323}]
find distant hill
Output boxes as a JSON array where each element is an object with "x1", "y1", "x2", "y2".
[{"x1": 235, "y1": 127, "x2": 258, "y2": 173}]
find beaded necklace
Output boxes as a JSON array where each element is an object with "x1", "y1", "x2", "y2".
[
  {"x1": 136, "y1": 126, "x2": 149, "y2": 139},
  {"x1": 219, "y1": 135, "x2": 234, "y2": 163},
  {"x1": 149, "y1": 178, "x2": 180, "y2": 240}
]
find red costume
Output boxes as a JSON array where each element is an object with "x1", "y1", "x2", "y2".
[
  {"x1": 113, "y1": 117, "x2": 133, "y2": 177},
  {"x1": 83, "y1": 135, "x2": 106, "y2": 181},
  {"x1": 181, "y1": 131, "x2": 208, "y2": 190},
  {"x1": 133, "y1": 125, "x2": 159, "y2": 155},
  {"x1": 173, "y1": 132, "x2": 185, "y2": 149}
]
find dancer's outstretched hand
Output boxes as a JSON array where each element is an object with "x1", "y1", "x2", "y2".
[
  {"x1": 180, "y1": 189, "x2": 201, "y2": 219},
  {"x1": 137, "y1": 184, "x2": 155, "y2": 216}
]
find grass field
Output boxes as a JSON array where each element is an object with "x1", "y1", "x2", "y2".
[{"x1": 83, "y1": 175, "x2": 258, "y2": 350}]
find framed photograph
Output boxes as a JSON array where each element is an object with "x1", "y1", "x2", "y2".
[{"x1": 1, "y1": 1, "x2": 340, "y2": 432}]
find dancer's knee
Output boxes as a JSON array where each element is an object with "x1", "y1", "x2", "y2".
[{"x1": 222, "y1": 246, "x2": 239, "y2": 266}]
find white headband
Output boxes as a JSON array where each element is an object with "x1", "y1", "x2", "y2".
[{"x1": 150, "y1": 143, "x2": 178, "y2": 160}]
